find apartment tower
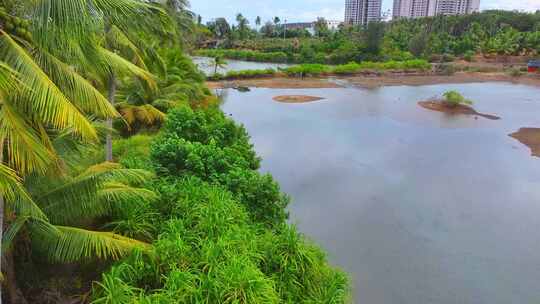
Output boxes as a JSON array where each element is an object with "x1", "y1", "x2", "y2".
[
  {"x1": 345, "y1": 0, "x2": 383, "y2": 26},
  {"x1": 393, "y1": 0, "x2": 480, "y2": 19}
]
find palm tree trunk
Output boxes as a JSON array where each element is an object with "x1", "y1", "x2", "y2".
[
  {"x1": 0, "y1": 138, "x2": 4, "y2": 304},
  {"x1": 105, "y1": 74, "x2": 116, "y2": 162},
  {"x1": 3, "y1": 250, "x2": 26, "y2": 304},
  {"x1": 0, "y1": 139, "x2": 27, "y2": 304}
]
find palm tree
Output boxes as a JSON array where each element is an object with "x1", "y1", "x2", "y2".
[
  {"x1": 0, "y1": 1, "x2": 168, "y2": 301},
  {"x1": 256, "y1": 16, "x2": 262, "y2": 28},
  {"x1": 213, "y1": 55, "x2": 227, "y2": 75}
]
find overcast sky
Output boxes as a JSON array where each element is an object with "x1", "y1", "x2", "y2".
[{"x1": 191, "y1": 0, "x2": 540, "y2": 24}]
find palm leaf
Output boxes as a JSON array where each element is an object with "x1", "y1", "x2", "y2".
[
  {"x1": 0, "y1": 102, "x2": 54, "y2": 175},
  {"x1": 32, "y1": 225, "x2": 150, "y2": 262},
  {"x1": 97, "y1": 47, "x2": 156, "y2": 90},
  {"x1": 31, "y1": 46, "x2": 119, "y2": 119},
  {"x1": 0, "y1": 31, "x2": 98, "y2": 141}
]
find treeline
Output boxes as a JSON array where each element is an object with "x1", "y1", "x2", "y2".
[
  {"x1": 0, "y1": 0, "x2": 349, "y2": 303},
  {"x1": 202, "y1": 57, "x2": 432, "y2": 81},
  {"x1": 196, "y1": 10, "x2": 540, "y2": 64}
]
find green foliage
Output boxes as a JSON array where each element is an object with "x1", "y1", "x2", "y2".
[
  {"x1": 442, "y1": 90, "x2": 473, "y2": 107},
  {"x1": 207, "y1": 68, "x2": 276, "y2": 81},
  {"x1": 196, "y1": 49, "x2": 289, "y2": 63},
  {"x1": 282, "y1": 59, "x2": 432, "y2": 76},
  {"x1": 150, "y1": 105, "x2": 290, "y2": 226},
  {"x1": 199, "y1": 10, "x2": 540, "y2": 66},
  {"x1": 93, "y1": 178, "x2": 349, "y2": 303}
]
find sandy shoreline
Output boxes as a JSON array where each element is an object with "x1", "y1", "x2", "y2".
[
  {"x1": 418, "y1": 100, "x2": 501, "y2": 120},
  {"x1": 207, "y1": 72, "x2": 540, "y2": 89},
  {"x1": 509, "y1": 128, "x2": 540, "y2": 158}
]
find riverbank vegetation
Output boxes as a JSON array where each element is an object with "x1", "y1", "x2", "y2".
[
  {"x1": 204, "y1": 59, "x2": 432, "y2": 81},
  {"x1": 0, "y1": 0, "x2": 348, "y2": 303},
  {"x1": 196, "y1": 10, "x2": 540, "y2": 64}
]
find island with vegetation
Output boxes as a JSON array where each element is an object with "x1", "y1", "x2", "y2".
[
  {"x1": 0, "y1": 1, "x2": 349, "y2": 303},
  {"x1": 419, "y1": 90, "x2": 500, "y2": 120}
]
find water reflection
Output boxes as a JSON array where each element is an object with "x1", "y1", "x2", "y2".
[
  {"x1": 192, "y1": 56, "x2": 291, "y2": 75},
  {"x1": 221, "y1": 83, "x2": 540, "y2": 304}
]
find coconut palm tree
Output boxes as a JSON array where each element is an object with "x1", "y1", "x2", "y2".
[
  {"x1": 213, "y1": 55, "x2": 227, "y2": 75},
  {"x1": 0, "y1": 1, "x2": 168, "y2": 301}
]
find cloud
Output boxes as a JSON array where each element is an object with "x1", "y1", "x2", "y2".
[{"x1": 481, "y1": 0, "x2": 540, "y2": 11}]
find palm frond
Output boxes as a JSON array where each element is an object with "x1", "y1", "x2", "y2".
[
  {"x1": 0, "y1": 31, "x2": 98, "y2": 141},
  {"x1": 46, "y1": 182, "x2": 157, "y2": 225},
  {"x1": 98, "y1": 47, "x2": 157, "y2": 90},
  {"x1": 0, "y1": 103, "x2": 54, "y2": 175},
  {"x1": 31, "y1": 46, "x2": 119, "y2": 119},
  {"x1": 32, "y1": 225, "x2": 150, "y2": 262},
  {"x1": 117, "y1": 104, "x2": 165, "y2": 126}
]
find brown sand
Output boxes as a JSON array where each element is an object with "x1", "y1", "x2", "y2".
[
  {"x1": 273, "y1": 95, "x2": 324, "y2": 103},
  {"x1": 207, "y1": 72, "x2": 540, "y2": 90},
  {"x1": 418, "y1": 100, "x2": 501, "y2": 120},
  {"x1": 344, "y1": 72, "x2": 540, "y2": 89},
  {"x1": 509, "y1": 128, "x2": 540, "y2": 157},
  {"x1": 206, "y1": 77, "x2": 340, "y2": 89}
]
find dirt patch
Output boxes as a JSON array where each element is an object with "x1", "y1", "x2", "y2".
[
  {"x1": 509, "y1": 128, "x2": 540, "y2": 157},
  {"x1": 418, "y1": 100, "x2": 501, "y2": 120},
  {"x1": 343, "y1": 72, "x2": 540, "y2": 89},
  {"x1": 273, "y1": 95, "x2": 324, "y2": 103},
  {"x1": 207, "y1": 77, "x2": 341, "y2": 89}
]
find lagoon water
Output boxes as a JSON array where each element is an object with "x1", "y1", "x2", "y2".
[
  {"x1": 192, "y1": 56, "x2": 291, "y2": 75},
  {"x1": 220, "y1": 83, "x2": 540, "y2": 304}
]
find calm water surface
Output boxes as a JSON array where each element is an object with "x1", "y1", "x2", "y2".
[
  {"x1": 192, "y1": 56, "x2": 290, "y2": 75},
  {"x1": 220, "y1": 83, "x2": 540, "y2": 304}
]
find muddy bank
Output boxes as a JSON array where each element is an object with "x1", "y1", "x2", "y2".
[
  {"x1": 418, "y1": 100, "x2": 501, "y2": 120},
  {"x1": 273, "y1": 95, "x2": 324, "y2": 103},
  {"x1": 509, "y1": 128, "x2": 540, "y2": 157},
  {"x1": 207, "y1": 72, "x2": 540, "y2": 89},
  {"x1": 344, "y1": 72, "x2": 540, "y2": 89},
  {"x1": 207, "y1": 77, "x2": 341, "y2": 89}
]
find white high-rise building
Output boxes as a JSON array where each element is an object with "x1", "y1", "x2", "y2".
[
  {"x1": 436, "y1": 0, "x2": 480, "y2": 15},
  {"x1": 393, "y1": 0, "x2": 480, "y2": 19},
  {"x1": 345, "y1": 0, "x2": 383, "y2": 26}
]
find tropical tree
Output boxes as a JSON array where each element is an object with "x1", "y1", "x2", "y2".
[
  {"x1": 0, "y1": 0, "x2": 169, "y2": 301},
  {"x1": 213, "y1": 55, "x2": 227, "y2": 75},
  {"x1": 255, "y1": 16, "x2": 262, "y2": 28},
  {"x1": 236, "y1": 13, "x2": 250, "y2": 40}
]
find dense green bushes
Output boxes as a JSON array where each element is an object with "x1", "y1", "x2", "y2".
[
  {"x1": 281, "y1": 59, "x2": 432, "y2": 76},
  {"x1": 196, "y1": 49, "x2": 288, "y2": 63},
  {"x1": 92, "y1": 103, "x2": 349, "y2": 303},
  {"x1": 208, "y1": 68, "x2": 276, "y2": 80}
]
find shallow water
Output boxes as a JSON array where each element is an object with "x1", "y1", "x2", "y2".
[
  {"x1": 220, "y1": 83, "x2": 540, "y2": 304},
  {"x1": 192, "y1": 56, "x2": 291, "y2": 75}
]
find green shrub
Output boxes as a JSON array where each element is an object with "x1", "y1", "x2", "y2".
[
  {"x1": 93, "y1": 178, "x2": 349, "y2": 303},
  {"x1": 442, "y1": 90, "x2": 473, "y2": 107},
  {"x1": 507, "y1": 67, "x2": 524, "y2": 77},
  {"x1": 207, "y1": 68, "x2": 276, "y2": 81},
  {"x1": 463, "y1": 50, "x2": 476, "y2": 62},
  {"x1": 282, "y1": 64, "x2": 330, "y2": 76},
  {"x1": 436, "y1": 63, "x2": 456, "y2": 75}
]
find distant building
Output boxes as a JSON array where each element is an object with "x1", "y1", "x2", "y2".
[
  {"x1": 283, "y1": 20, "x2": 343, "y2": 33},
  {"x1": 325, "y1": 20, "x2": 343, "y2": 30},
  {"x1": 436, "y1": 0, "x2": 480, "y2": 15},
  {"x1": 345, "y1": 0, "x2": 382, "y2": 26},
  {"x1": 393, "y1": 0, "x2": 480, "y2": 19},
  {"x1": 284, "y1": 22, "x2": 315, "y2": 31}
]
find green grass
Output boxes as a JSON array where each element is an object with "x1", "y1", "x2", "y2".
[{"x1": 207, "y1": 68, "x2": 276, "y2": 81}]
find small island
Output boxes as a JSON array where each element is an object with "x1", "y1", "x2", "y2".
[
  {"x1": 418, "y1": 90, "x2": 500, "y2": 120},
  {"x1": 509, "y1": 128, "x2": 540, "y2": 157},
  {"x1": 273, "y1": 95, "x2": 325, "y2": 103}
]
